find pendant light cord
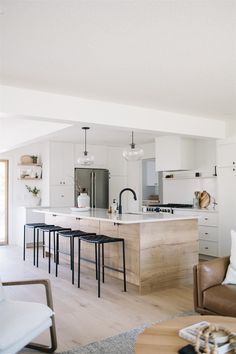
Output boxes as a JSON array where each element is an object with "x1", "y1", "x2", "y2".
[
  {"x1": 131, "y1": 131, "x2": 135, "y2": 149},
  {"x1": 84, "y1": 129, "x2": 87, "y2": 155}
]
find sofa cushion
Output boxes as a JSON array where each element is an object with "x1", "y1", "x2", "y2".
[
  {"x1": 223, "y1": 230, "x2": 236, "y2": 285},
  {"x1": 0, "y1": 300, "x2": 53, "y2": 351},
  {"x1": 203, "y1": 284, "x2": 236, "y2": 317}
]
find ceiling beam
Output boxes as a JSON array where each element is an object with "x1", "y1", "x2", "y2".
[{"x1": 0, "y1": 85, "x2": 226, "y2": 139}]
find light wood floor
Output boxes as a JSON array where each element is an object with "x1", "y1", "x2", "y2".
[{"x1": 0, "y1": 246, "x2": 195, "y2": 353}]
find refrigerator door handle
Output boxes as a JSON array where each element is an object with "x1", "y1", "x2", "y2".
[
  {"x1": 94, "y1": 171, "x2": 96, "y2": 209},
  {"x1": 90, "y1": 172, "x2": 94, "y2": 208}
]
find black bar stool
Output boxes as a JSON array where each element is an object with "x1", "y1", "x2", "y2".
[
  {"x1": 23, "y1": 223, "x2": 49, "y2": 265},
  {"x1": 55, "y1": 230, "x2": 96, "y2": 285},
  {"x1": 78, "y1": 234, "x2": 126, "y2": 298},
  {"x1": 36, "y1": 225, "x2": 71, "y2": 272}
]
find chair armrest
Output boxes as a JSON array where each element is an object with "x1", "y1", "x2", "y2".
[
  {"x1": 193, "y1": 257, "x2": 230, "y2": 310},
  {"x1": 2, "y1": 279, "x2": 54, "y2": 311}
]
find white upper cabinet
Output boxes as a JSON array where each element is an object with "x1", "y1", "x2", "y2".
[
  {"x1": 50, "y1": 142, "x2": 74, "y2": 186},
  {"x1": 50, "y1": 185, "x2": 74, "y2": 207},
  {"x1": 155, "y1": 136, "x2": 195, "y2": 171},
  {"x1": 217, "y1": 141, "x2": 236, "y2": 167},
  {"x1": 108, "y1": 147, "x2": 127, "y2": 176}
]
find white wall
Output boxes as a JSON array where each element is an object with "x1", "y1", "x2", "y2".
[{"x1": 0, "y1": 141, "x2": 50, "y2": 244}]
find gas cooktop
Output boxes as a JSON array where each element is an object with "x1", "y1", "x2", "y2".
[{"x1": 157, "y1": 203, "x2": 193, "y2": 208}]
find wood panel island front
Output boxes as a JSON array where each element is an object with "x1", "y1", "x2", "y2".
[{"x1": 34, "y1": 208, "x2": 198, "y2": 294}]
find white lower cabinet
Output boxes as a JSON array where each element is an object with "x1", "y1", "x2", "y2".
[
  {"x1": 199, "y1": 226, "x2": 218, "y2": 242},
  {"x1": 199, "y1": 240, "x2": 218, "y2": 257},
  {"x1": 173, "y1": 209, "x2": 219, "y2": 256}
]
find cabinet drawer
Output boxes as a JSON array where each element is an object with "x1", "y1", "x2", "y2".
[
  {"x1": 199, "y1": 240, "x2": 218, "y2": 256},
  {"x1": 199, "y1": 226, "x2": 218, "y2": 242},
  {"x1": 198, "y1": 213, "x2": 218, "y2": 226}
]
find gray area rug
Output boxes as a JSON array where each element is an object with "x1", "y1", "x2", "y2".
[
  {"x1": 59, "y1": 312, "x2": 195, "y2": 354},
  {"x1": 59, "y1": 322, "x2": 152, "y2": 354}
]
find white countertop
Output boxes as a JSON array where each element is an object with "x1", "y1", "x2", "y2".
[{"x1": 33, "y1": 207, "x2": 198, "y2": 224}]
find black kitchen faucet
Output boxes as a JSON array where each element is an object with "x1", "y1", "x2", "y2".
[{"x1": 118, "y1": 188, "x2": 137, "y2": 214}]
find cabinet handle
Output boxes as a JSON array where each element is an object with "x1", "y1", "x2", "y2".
[
  {"x1": 233, "y1": 161, "x2": 235, "y2": 165},
  {"x1": 204, "y1": 218, "x2": 208, "y2": 220},
  {"x1": 61, "y1": 195, "x2": 64, "y2": 197},
  {"x1": 63, "y1": 181, "x2": 65, "y2": 184},
  {"x1": 233, "y1": 168, "x2": 235, "y2": 172},
  {"x1": 204, "y1": 247, "x2": 209, "y2": 250},
  {"x1": 60, "y1": 182, "x2": 62, "y2": 184},
  {"x1": 52, "y1": 214, "x2": 57, "y2": 217},
  {"x1": 204, "y1": 232, "x2": 209, "y2": 235}
]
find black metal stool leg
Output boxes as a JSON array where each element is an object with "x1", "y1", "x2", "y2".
[
  {"x1": 48, "y1": 231, "x2": 51, "y2": 274},
  {"x1": 56, "y1": 233, "x2": 59, "y2": 277},
  {"x1": 36, "y1": 229, "x2": 40, "y2": 267},
  {"x1": 43, "y1": 232, "x2": 45, "y2": 258},
  {"x1": 71, "y1": 237, "x2": 74, "y2": 285},
  {"x1": 53, "y1": 232, "x2": 56, "y2": 262},
  {"x1": 23, "y1": 225, "x2": 26, "y2": 261},
  {"x1": 98, "y1": 243, "x2": 101, "y2": 298},
  {"x1": 70, "y1": 238, "x2": 73, "y2": 270},
  {"x1": 122, "y1": 240, "x2": 127, "y2": 292},
  {"x1": 78, "y1": 238, "x2": 81, "y2": 288},
  {"x1": 95, "y1": 243, "x2": 98, "y2": 279},
  {"x1": 33, "y1": 228, "x2": 36, "y2": 266},
  {"x1": 102, "y1": 243, "x2": 105, "y2": 283}
]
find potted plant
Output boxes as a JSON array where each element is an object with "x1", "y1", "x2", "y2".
[
  {"x1": 25, "y1": 185, "x2": 41, "y2": 206},
  {"x1": 31, "y1": 155, "x2": 38, "y2": 164}
]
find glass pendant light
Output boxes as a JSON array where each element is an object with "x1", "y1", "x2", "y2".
[
  {"x1": 77, "y1": 127, "x2": 94, "y2": 166},
  {"x1": 122, "y1": 131, "x2": 144, "y2": 161}
]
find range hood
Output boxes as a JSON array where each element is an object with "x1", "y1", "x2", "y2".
[{"x1": 155, "y1": 136, "x2": 195, "y2": 172}]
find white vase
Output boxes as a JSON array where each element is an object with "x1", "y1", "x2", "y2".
[{"x1": 28, "y1": 194, "x2": 41, "y2": 206}]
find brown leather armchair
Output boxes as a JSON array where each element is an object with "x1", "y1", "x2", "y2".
[{"x1": 193, "y1": 256, "x2": 236, "y2": 317}]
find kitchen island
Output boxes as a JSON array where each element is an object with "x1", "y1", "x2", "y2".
[{"x1": 34, "y1": 208, "x2": 199, "y2": 294}]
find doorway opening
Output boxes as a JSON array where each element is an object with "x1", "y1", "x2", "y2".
[{"x1": 0, "y1": 160, "x2": 8, "y2": 245}]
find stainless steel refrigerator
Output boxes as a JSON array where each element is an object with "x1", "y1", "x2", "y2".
[{"x1": 74, "y1": 168, "x2": 109, "y2": 208}]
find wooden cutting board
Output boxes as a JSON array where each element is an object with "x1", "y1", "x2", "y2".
[{"x1": 199, "y1": 191, "x2": 211, "y2": 208}]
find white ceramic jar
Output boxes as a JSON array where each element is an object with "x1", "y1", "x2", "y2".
[{"x1": 77, "y1": 192, "x2": 90, "y2": 208}]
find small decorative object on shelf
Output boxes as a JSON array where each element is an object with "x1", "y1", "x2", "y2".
[
  {"x1": 31, "y1": 155, "x2": 38, "y2": 164},
  {"x1": 20, "y1": 155, "x2": 39, "y2": 165},
  {"x1": 193, "y1": 191, "x2": 201, "y2": 209},
  {"x1": 199, "y1": 191, "x2": 211, "y2": 209},
  {"x1": 20, "y1": 155, "x2": 33, "y2": 164}
]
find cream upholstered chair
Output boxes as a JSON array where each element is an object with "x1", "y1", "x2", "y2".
[{"x1": 0, "y1": 278, "x2": 57, "y2": 354}]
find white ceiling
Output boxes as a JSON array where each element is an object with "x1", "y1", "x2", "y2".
[
  {"x1": 45, "y1": 122, "x2": 159, "y2": 146},
  {"x1": 0, "y1": 0, "x2": 235, "y2": 121},
  {"x1": 0, "y1": 117, "x2": 71, "y2": 152}
]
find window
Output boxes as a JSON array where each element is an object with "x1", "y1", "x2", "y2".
[{"x1": 0, "y1": 160, "x2": 8, "y2": 245}]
